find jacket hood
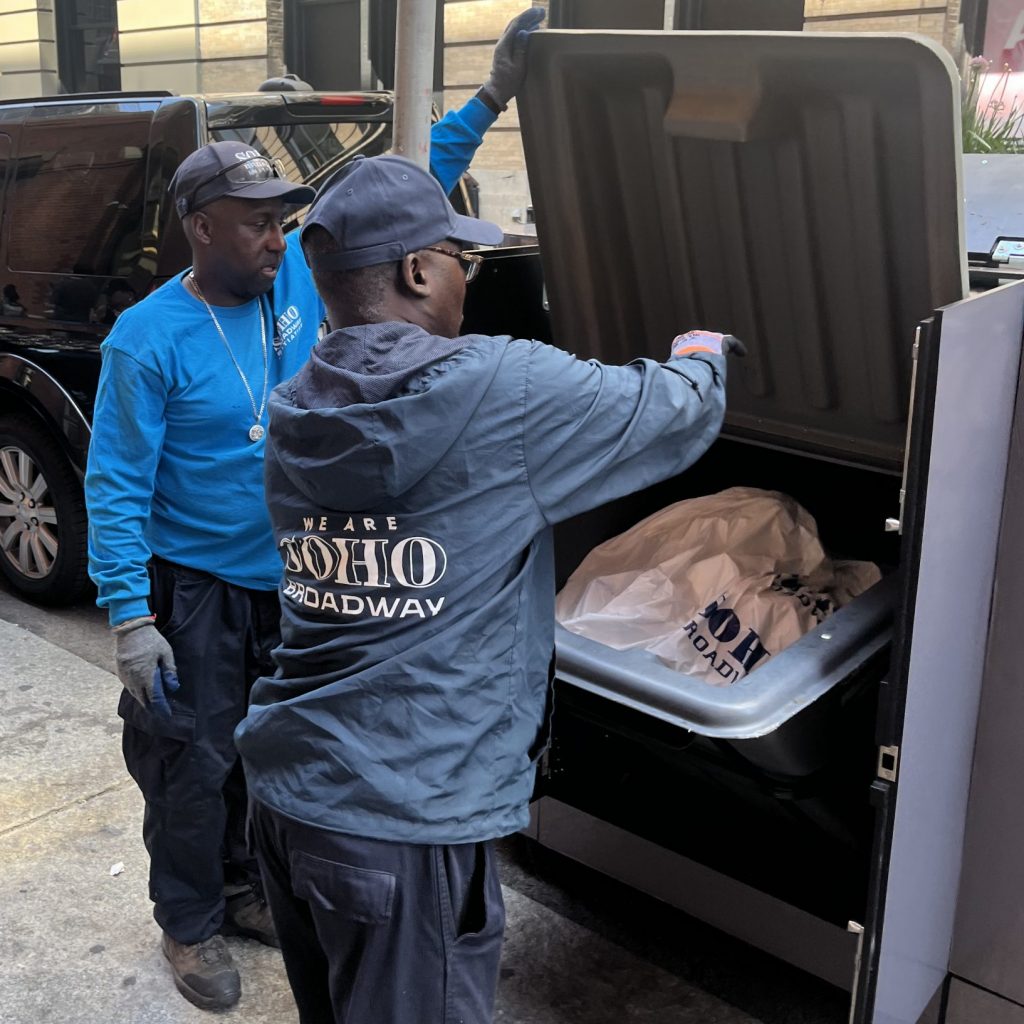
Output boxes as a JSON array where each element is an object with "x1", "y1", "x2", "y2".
[{"x1": 268, "y1": 322, "x2": 506, "y2": 507}]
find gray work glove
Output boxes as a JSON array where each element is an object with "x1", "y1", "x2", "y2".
[
  {"x1": 481, "y1": 6, "x2": 546, "y2": 110},
  {"x1": 114, "y1": 618, "x2": 179, "y2": 718}
]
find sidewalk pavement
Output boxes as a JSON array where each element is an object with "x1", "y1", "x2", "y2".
[{"x1": 0, "y1": 618, "x2": 761, "y2": 1024}]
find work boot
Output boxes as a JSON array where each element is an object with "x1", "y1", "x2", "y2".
[
  {"x1": 221, "y1": 880, "x2": 280, "y2": 948},
  {"x1": 161, "y1": 932, "x2": 241, "y2": 1010}
]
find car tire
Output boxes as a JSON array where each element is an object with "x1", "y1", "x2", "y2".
[{"x1": 0, "y1": 413, "x2": 90, "y2": 605}]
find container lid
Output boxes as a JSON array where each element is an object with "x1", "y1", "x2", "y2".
[{"x1": 520, "y1": 32, "x2": 967, "y2": 471}]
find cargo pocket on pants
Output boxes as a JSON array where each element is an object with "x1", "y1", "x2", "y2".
[
  {"x1": 118, "y1": 688, "x2": 196, "y2": 743},
  {"x1": 290, "y1": 849, "x2": 395, "y2": 924},
  {"x1": 436, "y1": 843, "x2": 506, "y2": 1024}
]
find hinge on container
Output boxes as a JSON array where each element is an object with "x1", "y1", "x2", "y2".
[
  {"x1": 992, "y1": 238, "x2": 1024, "y2": 267},
  {"x1": 877, "y1": 744, "x2": 899, "y2": 782},
  {"x1": 847, "y1": 921, "x2": 865, "y2": 1024},
  {"x1": 888, "y1": 330, "x2": 922, "y2": 536}
]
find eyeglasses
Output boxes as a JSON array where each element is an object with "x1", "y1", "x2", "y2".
[
  {"x1": 187, "y1": 157, "x2": 280, "y2": 211},
  {"x1": 421, "y1": 246, "x2": 483, "y2": 284}
]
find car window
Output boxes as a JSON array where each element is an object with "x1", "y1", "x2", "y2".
[
  {"x1": 210, "y1": 120, "x2": 392, "y2": 228},
  {"x1": 7, "y1": 104, "x2": 153, "y2": 281},
  {"x1": 0, "y1": 132, "x2": 23, "y2": 320}
]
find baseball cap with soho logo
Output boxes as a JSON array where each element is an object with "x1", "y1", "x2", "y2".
[
  {"x1": 170, "y1": 141, "x2": 316, "y2": 217},
  {"x1": 300, "y1": 154, "x2": 504, "y2": 271}
]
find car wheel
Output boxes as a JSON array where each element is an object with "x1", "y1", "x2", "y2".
[{"x1": 0, "y1": 414, "x2": 90, "y2": 605}]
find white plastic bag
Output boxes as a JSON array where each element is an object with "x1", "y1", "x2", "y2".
[{"x1": 555, "y1": 487, "x2": 881, "y2": 686}]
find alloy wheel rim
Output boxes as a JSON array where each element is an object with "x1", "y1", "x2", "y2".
[{"x1": 0, "y1": 445, "x2": 59, "y2": 580}]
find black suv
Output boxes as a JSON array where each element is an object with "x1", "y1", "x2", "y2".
[{"x1": 0, "y1": 88, "x2": 543, "y2": 605}]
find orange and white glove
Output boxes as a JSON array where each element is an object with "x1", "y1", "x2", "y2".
[{"x1": 671, "y1": 331, "x2": 747, "y2": 358}]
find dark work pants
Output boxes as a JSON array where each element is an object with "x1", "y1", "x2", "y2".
[
  {"x1": 119, "y1": 557, "x2": 280, "y2": 945},
  {"x1": 249, "y1": 800, "x2": 506, "y2": 1024}
]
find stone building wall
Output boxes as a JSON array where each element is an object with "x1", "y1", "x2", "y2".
[
  {"x1": 0, "y1": 1, "x2": 59, "y2": 99},
  {"x1": 0, "y1": 0, "x2": 283, "y2": 100},
  {"x1": 266, "y1": 0, "x2": 286, "y2": 78},
  {"x1": 116, "y1": 0, "x2": 279, "y2": 94},
  {"x1": 804, "y1": 0, "x2": 963, "y2": 53}
]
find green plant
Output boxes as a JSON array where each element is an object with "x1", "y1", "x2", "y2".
[{"x1": 962, "y1": 57, "x2": 1024, "y2": 154}]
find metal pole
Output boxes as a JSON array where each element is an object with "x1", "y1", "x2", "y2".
[
  {"x1": 392, "y1": 0, "x2": 437, "y2": 171},
  {"x1": 360, "y1": 0, "x2": 374, "y2": 89}
]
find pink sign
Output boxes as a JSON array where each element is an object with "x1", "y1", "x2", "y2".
[
  {"x1": 984, "y1": 0, "x2": 1024, "y2": 71},
  {"x1": 978, "y1": 0, "x2": 1024, "y2": 115}
]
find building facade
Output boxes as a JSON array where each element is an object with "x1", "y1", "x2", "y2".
[
  {"x1": 0, "y1": 0, "x2": 988, "y2": 233},
  {"x1": 0, "y1": 1, "x2": 285, "y2": 98}
]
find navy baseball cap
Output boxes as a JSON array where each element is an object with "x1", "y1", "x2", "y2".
[
  {"x1": 169, "y1": 141, "x2": 316, "y2": 218},
  {"x1": 300, "y1": 154, "x2": 504, "y2": 271}
]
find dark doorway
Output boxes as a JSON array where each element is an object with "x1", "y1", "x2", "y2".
[
  {"x1": 285, "y1": 0, "x2": 444, "y2": 93},
  {"x1": 55, "y1": 0, "x2": 121, "y2": 93},
  {"x1": 675, "y1": 0, "x2": 804, "y2": 30},
  {"x1": 550, "y1": 0, "x2": 805, "y2": 30},
  {"x1": 960, "y1": 0, "x2": 989, "y2": 55},
  {"x1": 285, "y1": 0, "x2": 363, "y2": 91},
  {"x1": 550, "y1": 0, "x2": 664, "y2": 29},
  {"x1": 367, "y1": 0, "x2": 443, "y2": 91}
]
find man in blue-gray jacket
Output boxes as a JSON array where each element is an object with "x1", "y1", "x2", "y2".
[
  {"x1": 235, "y1": 153, "x2": 743, "y2": 1024},
  {"x1": 84, "y1": 9, "x2": 544, "y2": 1011}
]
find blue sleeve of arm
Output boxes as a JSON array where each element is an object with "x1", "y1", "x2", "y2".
[
  {"x1": 429, "y1": 97, "x2": 498, "y2": 195},
  {"x1": 85, "y1": 345, "x2": 167, "y2": 625},
  {"x1": 522, "y1": 344, "x2": 727, "y2": 525}
]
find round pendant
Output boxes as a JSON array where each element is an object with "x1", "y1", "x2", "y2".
[{"x1": 249, "y1": 424, "x2": 265, "y2": 442}]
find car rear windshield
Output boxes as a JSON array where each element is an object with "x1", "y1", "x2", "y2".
[
  {"x1": 209, "y1": 119, "x2": 392, "y2": 230},
  {"x1": 8, "y1": 102, "x2": 155, "y2": 280}
]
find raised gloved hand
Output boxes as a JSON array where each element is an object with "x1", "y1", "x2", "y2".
[
  {"x1": 481, "y1": 7, "x2": 546, "y2": 110},
  {"x1": 114, "y1": 618, "x2": 179, "y2": 718},
  {"x1": 671, "y1": 331, "x2": 747, "y2": 358}
]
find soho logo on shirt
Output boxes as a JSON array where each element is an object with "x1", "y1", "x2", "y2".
[
  {"x1": 274, "y1": 305, "x2": 303, "y2": 356},
  {"x1": 280, "y1": 514, "x2": 446, "y2": 620}
]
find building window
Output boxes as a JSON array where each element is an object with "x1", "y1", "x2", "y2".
[{"x1": 55, "y1": 0, "x2": 121, "y2": 94}]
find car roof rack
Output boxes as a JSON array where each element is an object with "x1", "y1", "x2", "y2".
[{"x1": 0, "y1": 90, "x2": 174, "y2": 107}]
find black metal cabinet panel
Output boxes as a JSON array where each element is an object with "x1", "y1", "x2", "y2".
[
  {"x1": 946, "y1": 979, "x2": 1024, "y2": 1024},
  {"x1": 858, "y1": 283, "x2": 1024, "y2": 1023},
  {"x1": 948, "y1": 287, "x2": 1024, "y2": 1008}
]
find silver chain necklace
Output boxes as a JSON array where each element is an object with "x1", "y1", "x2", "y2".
[{"x1": 189, "y1": 272, "x2": 268, "y2": 442}]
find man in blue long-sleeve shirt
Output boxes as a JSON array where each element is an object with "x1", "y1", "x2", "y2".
[{"x1": 84, "y1": 9, "x2": 545, "y2": 1010}]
